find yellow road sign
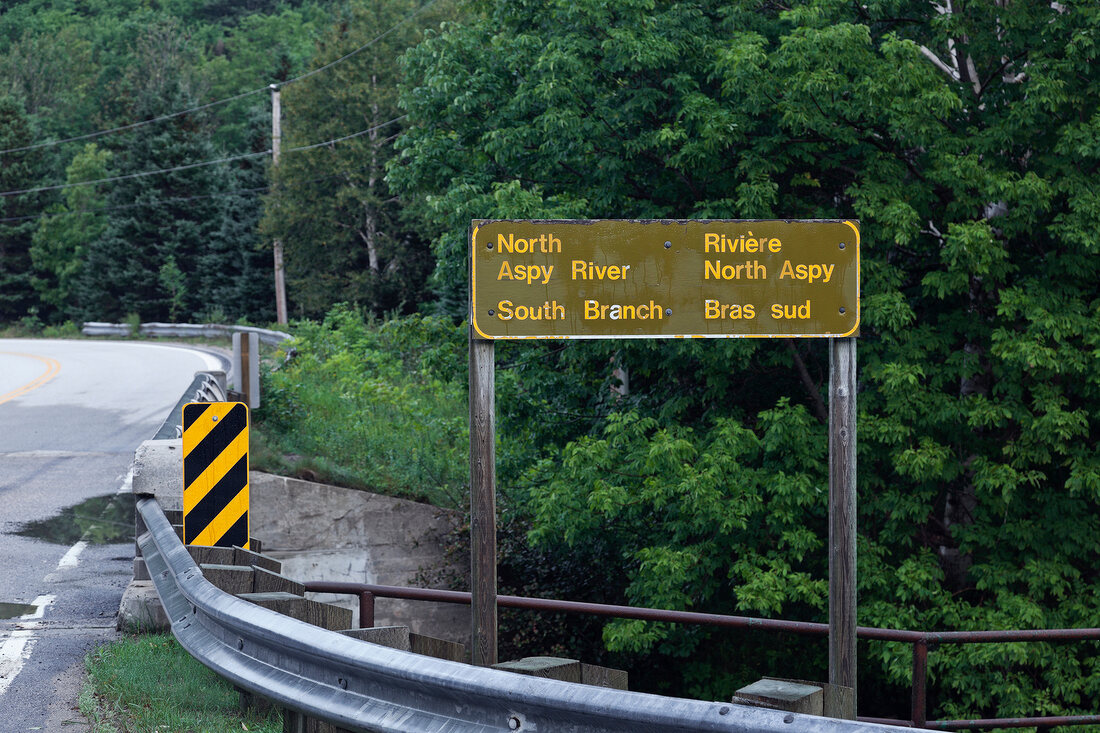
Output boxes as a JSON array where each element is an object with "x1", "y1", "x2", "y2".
[
  {"x1": 182, "y1": 401, "x2": 249, "y2": 548},
  {"x1": 471, "y1": 219, "x2": 860, "y2": 339}
]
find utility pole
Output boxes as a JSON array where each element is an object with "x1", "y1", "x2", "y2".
[{"x1": 271, "y1": 84, "x2": 288, "y2": 325}]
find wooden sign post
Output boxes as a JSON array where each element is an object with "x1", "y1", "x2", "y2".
[
  {"x1": 829, "y1": 337, "x2": 857, "y2": 716},
  {"x1": 468, "y1": 219, "x2": 859, "y2": 716},
  {"x1": 469, "y1": 333, "x2": 497, "y2": 666}
]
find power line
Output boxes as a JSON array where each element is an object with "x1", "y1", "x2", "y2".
[
  {"x1": 283, "y1": 115, "x2": 406, "y2": 153},
  {"x1": 0, "y1": 185, "x2": 270, "y2": 224},
  {"x1": 0, "y1": 115, "x2": 406, "y2": 199},
  {"x1": 0, "y1": 150, "x2": 270, "y2": 198},
  {"x1": 0, "y1": 158, "x2": 387, "y2": 224},
  {"x1": 0, "y1": 88, "x2": 268, "y2": 157},
  {"x1": 0, "y1": 0, "x2": 441, "y2": 157}
]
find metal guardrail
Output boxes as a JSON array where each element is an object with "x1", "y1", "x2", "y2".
[
  {"x1": 305, "y1": 581, "x2": 1100, "y2": 731},
  {"x1": 152, "y1": 372, "x2": 228, "y2": 440},
  {"x1": 82, "y1": 321, "x2": 292, "y2": 347},
  {"x1": 136, "y1": 496, "x2": 906, "y2": 733},
  {"x1": 135, "y1": 357, "x2": 1096, "y2": 730}
]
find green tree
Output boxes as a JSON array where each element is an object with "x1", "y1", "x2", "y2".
[
  {"x1": 77, "y1": 18, "x2": 234, "y2": 321},
  {"x1": 198, "y1": 108, "x2": 275, "y2": 323},
  {"x1": 0, "y1": 1, "x2": 354, "y2": 325},
  {"x1": 0, "y1": 24, "x2": 99, "y2": 142},
  {"x1": 30, "y1": 143, "x2": 112, "y2": 320},
  {"x1": 262, "y1": 0, "x2": 454, "y2": 318},
  {"x1": 394, "y1": 0, "x2": 1100, "y2": 719},
  {"x1": 202, "y1": 4, "x2": 330, "y2": 153},
  {"x1": 0, "y1": 93, "x2": 48, "y2": 322}
]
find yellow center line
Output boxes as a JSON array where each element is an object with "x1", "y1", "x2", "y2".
[{"x1": 0, "y1": 352, "x2": 61, "y2": 406}]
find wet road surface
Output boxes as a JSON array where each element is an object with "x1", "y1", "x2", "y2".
[{"x1": 0, "y1": 339, "x2": 221, "y2": 730}]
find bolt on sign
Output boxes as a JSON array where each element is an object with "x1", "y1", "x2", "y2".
[
  {"x1": 471, "y1": 219, "x2": 859, "y2": 339},
  {"x1": 182, "y1": 402, "x2": 250, "y2": 548}
]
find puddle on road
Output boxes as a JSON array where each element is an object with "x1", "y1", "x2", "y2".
[
  {"x1": 16, "y1": 493, "x2": 136, "y2": 545},
  {"x1": 0, "y1": 602, "x2": 37, "y2": 618}
]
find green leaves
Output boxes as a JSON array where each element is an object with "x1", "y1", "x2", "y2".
[
  {"x1": 390, "y1": 0, "x2": 1100, "y2": 714},
  {"x1": 29, "y1": 143, "x2": 111, "y2": 316},
  {"x1": 256, "y1": 306, "x2": 470, "y2": 508},
  {"x1": 262, "y1": 0, "x2": 457, "y2": 318},
  {"x1": 0, "y1": 93, "x2": 47, "y2": 321},
  {"x1": 526, "y1": 402, "x2": 826, "y2": 665}
]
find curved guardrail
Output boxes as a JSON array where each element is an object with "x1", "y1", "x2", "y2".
[
  {"x1": 152, "y1": 371, "x2": 228, "y2": 440},
  {"x1": 82, "y1": 321, "x2": 292, "y2": 347},
  {"x1": 136, "y1": 496, "x2": 905, "y2": 733}
]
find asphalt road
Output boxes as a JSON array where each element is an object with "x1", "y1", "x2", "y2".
[{"x1": 0, "y1": 339, "x2": 223, "y2": 731}]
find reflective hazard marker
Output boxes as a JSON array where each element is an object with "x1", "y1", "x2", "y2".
[{"x1": 182, "y1": 402, "x2": 249, "y2": 548}]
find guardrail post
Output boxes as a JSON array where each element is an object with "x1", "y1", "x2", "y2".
[
  {"x1": 133, "y1": 500, "x2": 150, "y2": 581},
  {"x1": 911, "y1": 638, "x2": 928, "y2": 728},
  {"x1": 237, "y1": 686, "x2": 273, "y2": 716},
  {"x1": 282, "y1": 708, "x2": 305, "y2": 733},
  {"x1": 205, "y1": 370, "x2": 227, "y2": 399}
]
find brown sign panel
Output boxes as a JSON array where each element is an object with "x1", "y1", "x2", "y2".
[{"x1": 471, "y1": 219, "x2": 859, "y2": 339}]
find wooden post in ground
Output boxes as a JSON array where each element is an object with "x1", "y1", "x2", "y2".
[
  {"x1": 828, "y1": 337, "x2": 857, "y2": 718},
  {"x1": 240, "y1": 333, "x2": 251, "y2": 405},
  {"x1": 469, "y1": 331, "x2": 497, "y2": 666}
]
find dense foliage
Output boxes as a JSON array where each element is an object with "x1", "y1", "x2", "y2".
[
  {"x1": 0, "y1": 94, "x2": 46, "y2": 320},
  {"x1": 5, "y1": 0, "x2": 1100, "y2": 722},
  {"x1": 392, "y1": 0, "x2": 1100, "y2": 717},
  {"x1": 261, "y1": 0, "x2": 455, "y2": 317},
  {"x1": 258, "y1": 305, "x2": 469, "y2": 507},
  {"x1": 0, "y1": 0, "x2": 440, "y2": 323}
]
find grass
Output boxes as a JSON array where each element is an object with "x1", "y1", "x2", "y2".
[
  {"x1": 0, "y1": 319, "x2": 84, "y2": 338},
  {"x1": 250, "y1": 310, "x2": 470, "y2": 509},
  {"x1": 251, "y1": 376, "x2": 468, "y2": 509},
  {"x1": 82, "y1": 634, "x2": 282, "y2": 733}
]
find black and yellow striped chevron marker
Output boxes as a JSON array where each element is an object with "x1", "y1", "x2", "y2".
[{"x1": 182, "y1": 401, "x2": 249, "y2": 548}]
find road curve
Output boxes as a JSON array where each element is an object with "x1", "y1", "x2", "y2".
[{"x1": 0, "y1": 338, "x2": 223, "y2": 730}]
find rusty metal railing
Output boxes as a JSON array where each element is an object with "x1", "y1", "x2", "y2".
[{"x1": 303, "y1": 580, "x2": 1100, "y2": 731}]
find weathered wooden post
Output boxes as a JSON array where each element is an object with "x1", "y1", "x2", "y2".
[
  {"x1": 469, "y1": 329, "x2": 497, "y2": 666},
  {"x1": 829, "y1": 336, "x2": 857, "y2": 717}
]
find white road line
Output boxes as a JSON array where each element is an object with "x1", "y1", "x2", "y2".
[
  {"x1": 126, "y1": 342, "x2": 225, "y2": 371},
  {"x1": 56, "y1": 541, "x2": 88, "y2": 571},
  {"x1": 0, "y1": 595, "x2": 55, "y2": 697},
  {"x1": 0, "y1": 631, "x2": 36, "y2": 695},
  {"x1": 0, "y1": 450, "x2": 119, "y2": 458},
  {"x1": 3, "y1": 471, "x2": 133, "y2": 697},
  {"x1": 117, "y1": 467, "x2": 134, "y2": 495},
  {"x1": 46, "y1": 470, "x2": 132, "y2": 583},
  {"x1": 22, "y1": 595, "x2": 54, "y2": 621}
]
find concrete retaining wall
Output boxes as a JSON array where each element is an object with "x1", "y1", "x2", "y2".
[
  {"x1": 250, "y1": 472, "x2": 469, "y2": 645},
  {"x1": 129, "y1": 439, "x2": 468, "y2": 644}
]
